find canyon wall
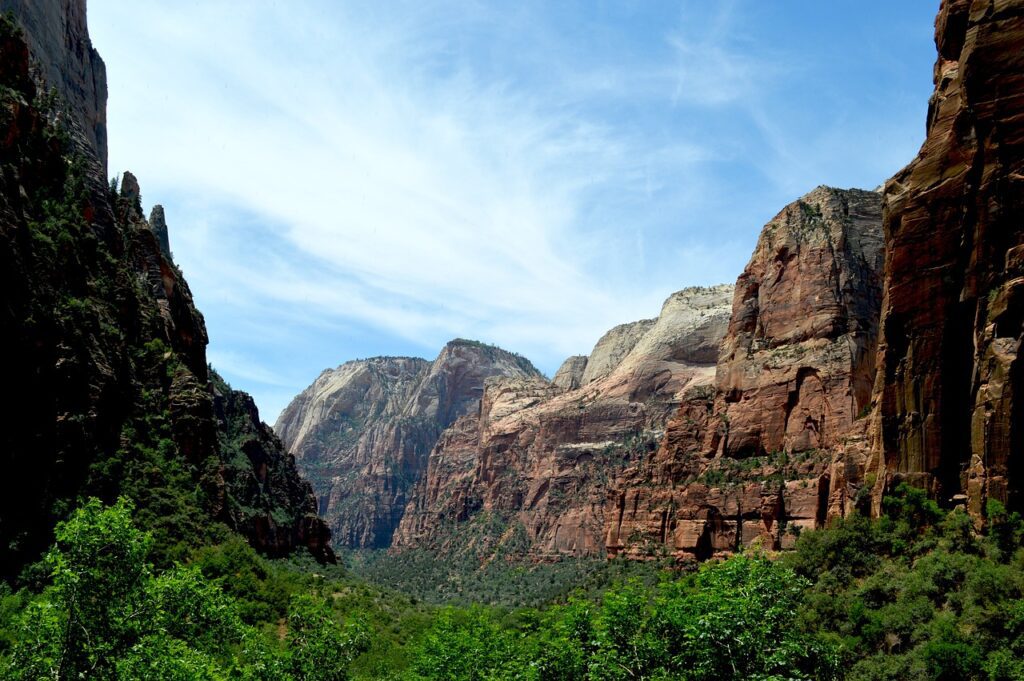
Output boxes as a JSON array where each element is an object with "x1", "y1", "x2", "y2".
[
  {"x1": 389, "y1": 188, "x2": 883, "y2": 563},
  {"x1": 0, "y1": 0, "x2": 106, "y2": 171},
  {"x1": 870, "y1": 0, "x2": 1024, "y2": 519},
  {"x1": 392, "y1": 285, "x2": 735, "y2": 558},
  {"x1": 276, "y1": 340, "x2": 543, "y2": 548},
  {"x1": 606, "y1": 187, "x2": 884, "y2": 560},
  {"x1": 0, "y1": 6, "x2": 330, "y2": 575},
  {"x1": 288, "y1": 0, "x2": 1024, "y2": 562}
]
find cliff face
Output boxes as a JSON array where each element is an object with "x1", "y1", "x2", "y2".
[
  {"x1": 275, "y1": 341, "x2": 543, "y2": 548},
  {"x1": 605, "y1": 187, "x2": 884, "y2": 561},
  {"x1": 714, "y1": 186, "x2": 884, "y2": 457},
  {"x1": 552, "y1": 355, "x2": 587, "y2": 390},
  {"x1": 212, "y1": 372, "x2": 332, "y2": 560},
  {"x1": 870, "y1": 0, "x2": 1024, "y2": 520},
  {"x1": 392, "y1": 286, "x2": 734, "y2": 558},
  {"x1": 0, "y1": 8, "x2": 331, "y2": 575},
  {"x1": 0, "y1": 0, "x2": 106, "y2": 171}
]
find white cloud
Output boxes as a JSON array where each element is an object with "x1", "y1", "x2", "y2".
[
  {"x1": 86, "y1": 0, "x2": 931, "y2": 419},
  {"x1": 93, "y1": 3, "x2": 722, "y2": 354}
]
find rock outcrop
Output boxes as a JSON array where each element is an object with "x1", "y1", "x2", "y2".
[
  {"x1": 714, "y1": 186, "x2": 884, "y2": 457},
  {"x1": 392, "y1": 286, "x2": 734, "y2": 558},
  {"x1": 275, "y1": 341, "x2": 543, "y2": 548},
  {"x1": 605, "y1": 187, "x2": 884, "y2": 561},
  {"x1": 0, "y1": 0, "x2": 107, "y2": 171},
  {"x1": 0, "y1": 6, "x2": 331, "y2": 575},
  {"x1": 552, "y1": 355, "x2": 587, "y2": 391},
  {"x1": 870, "y1": 0, "x2": 1024, "y2": 519},
  {"x1": 579, "y1": 319, "x2": 656, "y2": 385},
  {"x1": 212, "y1": 372, "x2": 333, "y2": 561}
]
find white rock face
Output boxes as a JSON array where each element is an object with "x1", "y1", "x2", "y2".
[
  {"x1": 616, "y1": 284, "x2": 735, "y2": 371},
  {"x1": 274, "y1": 340, "x2": 543, "y2": 548},
  {"x1": 275, "y1": 357, "x2": 430, "y2": 460},
  {"x1": 579, "y1": 319, "x2": 656, "y2": 385},
  {"x1": 552, "y1": 355, "x2": 588, "y2": 390}
]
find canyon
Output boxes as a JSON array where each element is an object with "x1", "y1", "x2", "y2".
[
  {"x1": 1, "y1": 0, "x2": 1021, "y2": 578},
  {"x1": 0, "y1": 0, "x2": 332, "y2": 575},
  {"x1": 284, "y1": 0, "x2": 1024, "y2": 563},
  {"x1": 1, "y1": 0, "x2": 1022, "y2": 677}
]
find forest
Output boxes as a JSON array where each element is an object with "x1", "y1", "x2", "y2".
[{"x1": 2, "y1": 484, "x2": 1022, "y2": 680}]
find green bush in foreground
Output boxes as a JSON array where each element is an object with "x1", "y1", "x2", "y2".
[
  {"x1": 408, "y1": 556, "x2": 837, "y2": 681},
  {"x1": 2, "y1": 485, "x2": 1023, "y2": 680},
  {"x1": 1, "y1": 498, "x2": 366, "y2": 680}
]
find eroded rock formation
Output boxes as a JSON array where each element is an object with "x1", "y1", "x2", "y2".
[
  {"x1": 605, "y1": 187, "x2": 884, "y2": 561},
  {"x1": 870, "y1": 0, "x2": 1024, "y2": 519},
  {"x1": 552, "y1": 355, "x2": 587, "y2": 391},
  {"x1": 275, "y1": 340, "x2": 543, "y2": 548},
  {"x1": 392, "y1": 286, "x2": 734, "y2": 558},
  {"x1": 0, "y1": 0, "x2": 106, "y2": 171},
  {"x1": 715, "y1": 186, "x2": 884, "y2": 457},
  {"x1": 0, "y1": 5, "x2": 331, "y2": 574}
]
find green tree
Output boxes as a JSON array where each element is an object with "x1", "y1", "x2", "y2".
[
  {"x1": 1, "y1": 498, "x2": 288, "y2": 680},
  {"x1": 411, "y1": 608, "x2": 523, "y2": 681},
  {"x1": 286, "y1": 594, "x2": 369, "y2": 681},
  {"x1": 7, "y1": 497, "x2": 151, "y2": 678}
]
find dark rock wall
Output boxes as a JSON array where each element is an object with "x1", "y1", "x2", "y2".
[
  {"x1": 0, "y1": 7, "x2": 331, "y2": 576},
  {"x1": 870, "y1": 0, "x2": 1024, "y2": 520}
]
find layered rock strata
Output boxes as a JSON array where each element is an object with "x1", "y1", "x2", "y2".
[
  {"x1": 605, "y1": 187, "x2": 884, "y2": 561},
  {"x1": 275, "y1": 341, "x2": 543, "y2": 548},
  {"x1": 0, "y1": 0, "x2": 107, "y2": 170},
  {"x1": 392, "y1": 286, "x2": 734, "y2": 558},
  {"x1": 870, "y1": 0, "x2": 1024, "y2": 519}
]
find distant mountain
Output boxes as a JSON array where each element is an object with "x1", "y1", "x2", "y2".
[
  {"x1": 275, "y1": 340, "x2": 542, "y2": 548},
  {"x1": 392, "y1": 285, "x2": 735, "y2": 558}
]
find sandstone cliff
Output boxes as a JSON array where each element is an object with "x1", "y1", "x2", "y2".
[
  {"x1": 605, "y1": 187, "x2": 884, "y2": 561},
  {"x1": 0, "y1": 0, "x2": 106, "y2": 171},
  {"x1": 552, "y1": 355, "x2": 587, "y2": 390},
  {"x1": 392, "y1": 285, "x2": 734, "y2": 558},
  {"x1": 275, "y1": 340, "x2": 543, "y2": 548},
  {"x1": 0, "y1": 7, "x2": 331, "y2": 575},
  {"x1": 870, "y1": 0, "x2": 1024, "y2": 520},
  {"x1": 601, "y1": 0, "x2": 1024, "y2": 560}
]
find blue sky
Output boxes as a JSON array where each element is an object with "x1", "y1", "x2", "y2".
[{"x1": 89, "y1": 1, "x2": 938, "y2": 423}]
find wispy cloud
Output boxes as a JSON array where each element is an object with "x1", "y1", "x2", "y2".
[{"x1": 89, "y1": 0, "x2": 934, "y2": 421}]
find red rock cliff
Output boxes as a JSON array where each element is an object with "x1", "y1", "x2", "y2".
[
  {"x1": 605, "y1": 187, "x2": 884, "y2": 561},
  {"x1": 0, "y1": 0, "x2": 106, "y2": 171},
  {"x1": 392, "y1": 286, "x2": 735, "y2": 558},
  {"x1": 870, "y1": 0, "x2": 1024, "y2": 519}
]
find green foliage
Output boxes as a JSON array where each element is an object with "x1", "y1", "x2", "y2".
[
  {"x1": 410, "y1": 608, "x2": 524, "y2": 681},
  {"x1": 286, "y1": 594, "x2": 369, "y2": 680},
  {"x1": 0, "y1": 498, "x2": 373, "y2": 680},
  {"x1": 649, "y1": 556, "x2": 839, "y2": 680},
  {"x1": 6, "y1": 497, "x2": 152, "y2": 678},
  {"x1": 785, "y1": 486, "x2": 1024, "y2": 681},
  {"x1": 3, "y1": 486, "x2": 1024, "y2": 680},
  {"x1": 403, "y1": 556, "x2": 835, "y2": 681},
  {"x1": 346, "y1": 545, "x2": 666, "y2": 608}
]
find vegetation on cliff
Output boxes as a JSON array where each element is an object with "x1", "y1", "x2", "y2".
[{"x1": 0, "y1": 11, "x2": 330, "y2": 578}]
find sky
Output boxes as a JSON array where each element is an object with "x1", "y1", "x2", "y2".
[{"x1": 88, "y1": 1, "x2": 939, "y2": 424}]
